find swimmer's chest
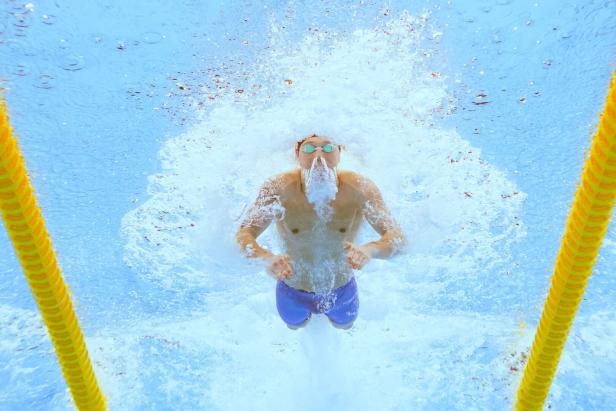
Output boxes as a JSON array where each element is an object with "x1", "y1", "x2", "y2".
[{"x1": 277, "y1": 191, "x2": 363, "y2": 236}]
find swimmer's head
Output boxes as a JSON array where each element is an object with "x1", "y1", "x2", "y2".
[
  {"x1": 297, "y1": 134, "x2": 340, "y2": 220},
  {"x1": 295, "y1": 134, "x2": 343, "y2": 170}
]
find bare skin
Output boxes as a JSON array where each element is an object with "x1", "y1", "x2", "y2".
[{"x1": 235, "y1": 135, "x2": 406, "y2": 324}]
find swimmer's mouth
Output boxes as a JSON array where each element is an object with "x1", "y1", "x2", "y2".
[{"x1": 311, "y1": 156, "x2": 328, "y2": 169}]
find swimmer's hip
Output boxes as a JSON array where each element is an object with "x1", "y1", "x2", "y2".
[{"x1": 275, "y1": 277, "x2": 359, "y2": 327}]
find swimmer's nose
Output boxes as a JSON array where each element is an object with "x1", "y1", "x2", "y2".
[
  {"x1": 317, "y1": 156, "x2": 330, "y2": 168},
  {"x1": 311, "y1": 156, "x2": 327, "y2": 166}
]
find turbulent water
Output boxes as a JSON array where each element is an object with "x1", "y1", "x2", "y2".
[
  {"x1": 1, "y1": 1, "x2": 615, "y2": 410},
  {"x1": 122, "y1": 12, "x2": 526, "y2": 293},
  {"x1": 118, "y1": 11, "x2": 528, "y2": 410}
]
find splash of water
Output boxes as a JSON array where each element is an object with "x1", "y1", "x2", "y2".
[
  {"x1": 121, "y1": 11, "x2": 525, "y2": 294},
  {"x1": 118, "y1": 9, "x2": 528, "y2": 410},
  {"x1": 298, "y1": 314, "x2": 345, "y2": 410},
  {"x1": 303, "y1": 156, "x2": 338, "y2": 221}
]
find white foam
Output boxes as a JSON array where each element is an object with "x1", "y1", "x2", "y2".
[
  {"x1": 121, "y1": 11, "x2": 526, "y2": 292},
  {"x1": 117, "y1": 10, "x2": 529, "y2": 410},
  {"x1": 80, "y1": 294, "x2": 524, "y2": 410}
]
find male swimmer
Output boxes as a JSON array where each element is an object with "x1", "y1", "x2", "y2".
[{"x1": 236, "y1": 134, "x2": 406, "y2": 330}]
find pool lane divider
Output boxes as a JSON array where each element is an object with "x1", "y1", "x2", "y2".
[
  {"x1": 515, "y1": 71, "x2": 616, "y2": 410},
  {"x1": 0, "y1": 98, "x2": 106, "y2": 410}
]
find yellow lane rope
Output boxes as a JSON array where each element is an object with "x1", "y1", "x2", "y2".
[
  {"x1": 515, "y1": 72, "x2": 616, "y2": 409},
  {"x1": 0, "y1": 98, "x2": 106, "y2": 410}
]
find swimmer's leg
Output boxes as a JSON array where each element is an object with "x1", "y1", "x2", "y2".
[
  {"x1": 328, "y1": 317, "x2": 354, "y2": 329},
  {"x1": 276, "y1": 281, "x2": 312, "y2": 329},
  {"x1": 325, "y1": 277, "x2": 359, "y2": 330},
  {"x1": 287, "y1": 313, "x2": 312, "y2": 330}
]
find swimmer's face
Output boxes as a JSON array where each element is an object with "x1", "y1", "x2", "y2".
[{"x1": 295, "y1": 135, "x2": 341, "y2": 170}]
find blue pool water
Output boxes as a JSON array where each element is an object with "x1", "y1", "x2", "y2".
[{"x1": 1, "y1": 1, "x2": 615, "y2": 409}]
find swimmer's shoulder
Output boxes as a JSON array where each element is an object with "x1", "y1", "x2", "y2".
[
  {"x1": 263, "y1": 169, "x2": 300, "y2": 194},
  {"x1": 339, "y1": 170, "x2": 370, "y2": 190},
  {"x1": 339, "y1": 170, "x2": 380, "y2": 199}
]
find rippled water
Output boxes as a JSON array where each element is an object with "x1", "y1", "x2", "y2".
[{"x1": 1, "y1": 1, "x2": 615, "y2": 410}]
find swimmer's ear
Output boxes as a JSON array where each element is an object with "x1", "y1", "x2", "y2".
[{"x1": 339, "y1": 144, "x2": 345, "y2": 152}]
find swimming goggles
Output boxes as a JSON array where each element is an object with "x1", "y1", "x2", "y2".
[{"x1": 302, "y1": 143, "x2": 336, "y2": 154}]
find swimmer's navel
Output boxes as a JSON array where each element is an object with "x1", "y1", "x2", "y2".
[
  {"x1": 291, "y1": 228, "x2": 299, "y2": 234},
  {"x1": 339, "y1": 227, "x2": 346, "y2": 233}
]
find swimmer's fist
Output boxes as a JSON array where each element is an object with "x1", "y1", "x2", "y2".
[
  {"x1": 343, "y1": 241, "x2": 371, "y2": 270},
  {"x1": 266, "y1": 254, "x2": 294, "y2": 280}
]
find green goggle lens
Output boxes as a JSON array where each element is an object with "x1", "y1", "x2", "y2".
[{"x1": 302, "y1": 143, "x2": 335, "y2": 154}]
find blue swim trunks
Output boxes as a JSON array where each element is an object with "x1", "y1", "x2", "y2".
[{"x1": 276, "y1": 277, "x2": 359, "y2": 327}]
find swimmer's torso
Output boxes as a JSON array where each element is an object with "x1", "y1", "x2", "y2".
[{"x1": 274, "y1": 169, "x2": 365, "y2": 293}]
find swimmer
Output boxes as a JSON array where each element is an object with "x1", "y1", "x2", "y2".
[{"x1": 235, "y1": 134, "x2": 406, "y2": 330}]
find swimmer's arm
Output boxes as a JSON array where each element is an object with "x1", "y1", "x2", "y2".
[
  {"x1": 358, "y1": 177, "x2": 407, "y2": 259},
  {"x1": 236, "y1": 226, "x2": 274, "y2": 260},
  {"x1": 235, "y1": 177, "x2": 281, "y2": 261}
]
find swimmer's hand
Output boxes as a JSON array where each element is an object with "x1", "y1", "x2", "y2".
[
  {"x1": 343, "y1": 241, "x2": 371, "y2": 270},
  {"x1": 266, "y1": 254, "x2": 294, "y2": 280}
]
